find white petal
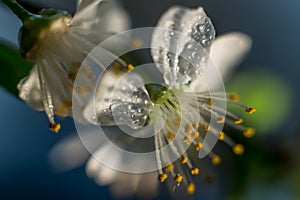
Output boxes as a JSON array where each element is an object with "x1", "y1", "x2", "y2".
[
  {"x1": 136, "y1": 172, "x2": 159, "y2": 199},
  {"x1": 18, "y1": 65, "x2": 43, "y2": 111},
  {"x1": 209, "y1": 32, "x2": 252, "y2": 82},
  {"x1": 186, "y1": 32, "x2": 252, "y2": 92},
  {"x1": 76, "y1": 0, "x2": 103, "y2": 12},
  {"x1": 49, "y1": 135, "x2": 89, "y2": 172},
  {"x1": 72, "y1": 0, "x2": 130, "y2": 44},
  {"x1": 49, "y1": 128, "x2": 103, "y2": 172},
  {"x1": 86, "y1": 143, "x2": 121, "y2": 185},
  {"x1": 110, "y1": 173, "x2": 142, "y2": 198},
  {"x1": 151, "y1": 6, "x2": 215, "y2": 87},
  {"x1": 83, "y1": 67, "x2": 150, "y2": 129}
]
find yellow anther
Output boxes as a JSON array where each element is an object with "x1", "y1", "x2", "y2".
[
  {"x1": 164, "y1": 163, "x2": 174, "y2": 172},
  {"x1": 158, "y1": 173, "x2": 168, "y2": 182},
  {"x1": 183, "y1": 136, "x2": 191, "y2": 144},
  {"x1": 233, "y1": 144, "x2": 244, "y2": 155},
  {"x1": 186, "y1": 123, "x2": 192, "y2": 130},
  {"x1": 243, "y1": 128, "x2": 255, "y2": 138},
  {"x1": 174, "y1": 174, "x2": 183, "y2": 183},
  {"x1": 229, "y1": 93, "x2": 239, "y2": 101},
  {"x1": 203, "y1": 124, "x2": 210, "y2": 131},
  {"x1": 167, "y1": 133, "x2": 175, "y2": 141},
  {"x1": 185, "y1": 123, "x2": 193, "y2": 134},
  {"x1": 211, "y1": 154, "x2": 222, "y2": 166},
  {"x1": 125, "y1": 64, "x2": 134, "y2": 72},
  {"x1": 193, "y1": 121, "x2": 200, "y2": 129},
  {"x1": 180, "y1": 156, "x2": 188, "y2": 164},
  {"x1": 112, "y1": 62, "x2": 122, "y2": 74},
  {"x1": 131, "y1": 38, "x2": 143, "y2": 48},
  {"x1": 234, "y1": 118, "x2": 243, "y2": 124},
  {"x1": 185, "y1": 128, "x2": 193, "y2": 135},
  {"x1": 195, "y1": 142, "x2": 203, "y2": 151},
  {"x1": 219, "y1": 131, "x2": 225, "y2": 141},
  {"x1": 190, "y1": 167, "x2": 199, "y2": 175},
  {"x1": 187, "y1": 183, "x2": 196, "y2": 194},
  {"x1": 193, "y1": 131, "x2": 200, "y2": 139},
  {"x1": 49, "y1": 123, "x2": 61, "y2": 133},
  {"x1": 245, "y1": 107, "x2": 256, "y2": 114},
  {"x1": 217, "y1": 116, "x2": 225, "y2": 123},
  {"x1": 208, "y1": 99, "x2": 214, "y2": 106}
]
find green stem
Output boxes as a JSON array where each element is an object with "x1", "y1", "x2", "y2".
[{"x1": 1, "y1": 0, "x2": 34, "y2": 22}]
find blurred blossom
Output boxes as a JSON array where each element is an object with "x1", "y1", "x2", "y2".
[
  {"x1": 51, "y1": 5, "x2": 255, "y2": 199},
  {"x1": 11, "y1": 0, "x2": 130, "y2": 132},
  {"x1": 227, "y1": 68, "x2": 292, "y2": 133}
]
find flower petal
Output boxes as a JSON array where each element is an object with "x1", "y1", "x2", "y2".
[
  {"x1": 86, "y1": 143, "x2": 121, "y2": 185},
  {"x1": 73, "y1": 0, "x2": 130, "y2": 45},
  {"x1": 209, "y1": 32, "x2": 252, "y2": 83},
  {"x1": 49, "y1": 128, "x2": 102, "y2": 172},
  {"x1": 18, "y1": 65, "x2": 43, "y2": 111},
  {"x1": 83, "y1": 67, "x2": 150, "y2": 129},
  {"x1": 151, "y1": 6, "x2": 215, "y2": 87}
]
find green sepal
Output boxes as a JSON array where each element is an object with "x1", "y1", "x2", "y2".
[
  {"x1": 0, "y1": 40, "x2": 32, "y2": 97},
  {"x1": 19, "y1": 9, "x2": 71, "y2": 59}
]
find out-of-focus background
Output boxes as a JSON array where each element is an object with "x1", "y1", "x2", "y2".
[{"x1": 0, "y1": 0, "x2": 299, "y2": 199}]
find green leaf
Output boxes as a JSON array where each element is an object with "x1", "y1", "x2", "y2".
[{"x1": 0, "y1": 40, "x2": 32, "y2": 97}]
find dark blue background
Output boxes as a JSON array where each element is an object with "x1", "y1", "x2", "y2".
[{"x1": 0, "y1": 0, "x2": 299, "y2": 199}]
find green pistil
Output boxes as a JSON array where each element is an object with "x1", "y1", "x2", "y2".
[{"x1": 145, "y1": 83, "x2": 173, "y2": 105}]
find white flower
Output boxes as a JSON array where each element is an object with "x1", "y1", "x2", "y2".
[
  {"x1": 50, "y1": 5, "x2": 255, "y2": 198},
  {"x1": 17, "y1": 0, "x2": 130, "y2": 132}
]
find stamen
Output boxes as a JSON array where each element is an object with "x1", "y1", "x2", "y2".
[
  {"x1": 183, "y1": 135, "x2": 191, "y2": 144},
  {"x1": 49, "y1": 123, "x2": 61, "y2": 133},
  {"x1": 167, "y1": 132, "x2": 175, "y2": 141},
  {"x1": 233, "y1": 144, "x2": 244, "y2": 155},
  {"x1": 174, "y1": 174, "x2": 183, "y2": 183},
  {"x1": 164, "y1": 163, "x2": 174, "y2": 172},
  {"x1": 125, "y1": 64, "x2": 134, "y2": 72},
  {"x1": 243, "y1": 128, "x2": 255, "y2": 138},
  {"x1": 193, "y1": 121, "x2": 200, "y2": 129},
  {"x1": 219, "y1": 131, "x2": 225, "y2": 140},
  {"x1": 185, "y1": 127, "x2": 193, "y2": 135},
  {"x1": 245, "y1": 107, "x2": 256, "y2": 114},
  {"x1": 195, "y1": 142, "x2": 203, "y2": 151},
  {"x1": 180, "y1": 156, "x2": 188, "y2": 164},
  {"x1": 234, "y1": 118, "x2": 243, "y2": 124},
  {"x1": 211, "y1": 154, "x2": 222, "y2": 166},
  {"x1": 193, "y1": 131, "x2": 200, "y2": 139},
  {"x1": 207, "y1": 99, "x2": 214, "y2": 106},
  {"x1": 202, "y1": 124, "x2": 210, "y2": 131},
  {"x1": 190, "y1": 167, "x2": 199, "y2": 175},
  {"x1": 229, "y1": 93, "x2": 239, "y2": 101},
  {"x1": 158, "y1": 173, "x2": 168, "y2": 182},
  {"x1": 217, "y1": 116, "x2": 225, "y2": 123},
  {"x1": 187, "y1": 183, "x2": 196, "y2": 194}
]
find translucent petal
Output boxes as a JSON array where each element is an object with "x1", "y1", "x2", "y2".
[
  {"x1": 72, "y1": 0, "x2": 130, "y2": 46},
  {"x1": 18, "y1": 65, "x2": 43, "y2": 111},
  {"x1": 151, "y1": 6, "x2": 215, "y2": 87},
  {"x1": 83, "y1": 69, "x2": 151, "y2": 129},
  {"x1": 86, "y1": 144, "x2": 121, "y2": 185},
  {"x1": 184, "y1": 33, "x2": 252, "y2": 92},
  {"x1": 209, "y1": 32, "x2": 252, "y2": 83}
]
